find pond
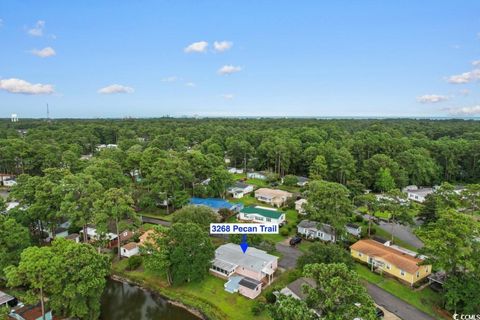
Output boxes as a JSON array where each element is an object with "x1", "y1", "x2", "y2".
[{"x1": 100, "y1": 279, "x2": 200, "y2": 320}]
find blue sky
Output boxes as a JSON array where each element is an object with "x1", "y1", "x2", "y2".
[{"x1": 1, "y1": 1, "x2": 479, "y2": 118}]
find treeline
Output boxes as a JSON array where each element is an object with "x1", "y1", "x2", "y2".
[{"x1": 1, "y1": 118, "x2": 480, "y2": 189}]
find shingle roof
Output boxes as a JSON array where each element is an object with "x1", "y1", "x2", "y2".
[
  {"x1": 350, "y1": 239, "x2": 425, "y2": 274},
  {"x1": 122, "y1": 242, "x2": 138, "y2": 251},
  {"x1": 0, "y1": 290, "x2": 14, "y2": 306},
  {"x1": 296, "y1": 176, "x2": 309, "y2": 183},
  {"x1": 285, "y1": 277, "x2": 316, "y2": 300},
  {"x1": 214, "y1": 243, "x2": 278, "y2": 273},
  {"x1": 241, "y1": 206, "x2": 283, "y2": 219},
  {"x1": 255, "y1": 188, "x2": 293, "y2": 198},
  {"x1": 297, "y1": 220, "x2": 334, "y2": 234}
]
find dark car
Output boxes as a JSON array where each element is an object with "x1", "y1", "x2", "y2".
[
  {"x1": 270, "y1": 182, "x2": 279, "y2": 187},
  {"x1": 375, "y1": 307, "x2": 384, "y2": 319},
  {"x1": 289, "y1": 236, "x2": 302, "y2": 246}
]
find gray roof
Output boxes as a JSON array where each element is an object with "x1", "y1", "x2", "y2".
[
  {"x1": 239, "y1": 277, "x2": 262, "y2": 290},
  {"x1": 285, "y1": 277, "x2": 316, "y2": 300},
  {"x1": 232, "y1": 181, "x2": 250, "y2": 189},
  {"x1": 0, "y1": 290, "x2": 14, "y2": 306},
  {"x1": 296, "y1": 176, "x2": 309, "y2": 183},
  {"x1": 407, "y1": 188, "x2": 434, "y2": 197},
  {"x1": 298, "y1": 220, "x2": 334, "y2": 234},
  {"x1": 346, "y1": 223, "x2": 360, "y2": 229},
  {"x1": 214, "y1": 243, "x2": 277, "y2": 273}
]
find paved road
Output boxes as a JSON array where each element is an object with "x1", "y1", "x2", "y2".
[
  {"x1": 140, "y1": 216, "x2": 171, "y2": 227},
  {"x1": 377, "y1": 221, "x2": 424, "y2": 249},
  {"x1": 366, "y1": 283, "x2": 435, "y2": 320},
  {"x1": 275, "y1": 242, "x2": 302, "y2": 269}
]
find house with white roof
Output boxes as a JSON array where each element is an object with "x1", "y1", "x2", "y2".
[
  {"x1": 295, "y1": 198, "x2": 307, "y2": 214},
  {"x1": 210, "y1": 243, "x2": 278, "y2": 299},
  {"x1": 254, "y1": 188, "x2": 293, "y2": 207}
]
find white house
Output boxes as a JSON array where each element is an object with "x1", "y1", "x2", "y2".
[
  {"x1": 295, "y1": 199, "x2": 308, "y2": 215},
  {"x1": 238, "y1": 206, "x2": 286, "y2": 225},
  {"x1": 227, "y1": 167, "x2": 244, "y2": 174},
  {"x1": 297, "y1": 220, "x2": 336, "y2": 242},
  {"x1": 2, "y1": 179, "x2": 17, "y2": 187},
  {"x1": 296, "y1": 176, "x2": 309, "y2": 187},
  {"x1": 346, "y1": 223, "x2": 362, "y2": 237},
  {"x1": 404, "y1": 186, "x2": 434, "y2": 203},
  {"x1": 247, "y1": 171, "x2": 268, "y2": 180},
  {"x1": 254, "y1": 188, "x2": 293, "y2": 207},
  {"x1": 227, "y1": 182, "x2": 254, "y2": 199},
  {"x1": 121, "y1": 242, "x2": 139, "y2": 258}
]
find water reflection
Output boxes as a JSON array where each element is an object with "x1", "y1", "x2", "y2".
[{"x1": 100, "y1": 279, "x2": 199, "y2": 320}]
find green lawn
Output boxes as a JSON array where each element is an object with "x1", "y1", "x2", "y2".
[
  {"x1": 355, "y1": 264, "x2": 444, "y2": 319},
  {"x1": 112, "y1": 261, "x2": 269, "y2": 320}
]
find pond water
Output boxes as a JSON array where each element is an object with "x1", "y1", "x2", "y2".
[{"x1": 100, "y1": 279, "x2": 200, "y2": 320}]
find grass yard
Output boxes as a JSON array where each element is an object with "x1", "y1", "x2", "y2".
[
  {"x1": 112, "y1": 260, "x2": 269, "y2": 320},
  {"x1": 355, "y1": 264, "x2": 444, "y2": 319}
]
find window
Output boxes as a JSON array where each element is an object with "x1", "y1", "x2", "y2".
[
  {"x1": 319, "y1": 232, "x2": 324, "y2": 238},
  {"x1": 426, "y1": 267, "x2": 429, "y2": 273},
  {"x1": 400, "y1": 269, "x2": 405, "y2": 276},
  {"x1": 368, "y1": 257, "x2": 373, "y2": 264},
  {"x1": 358, "y1": 252, "x2": 363, "y2": 257},
  {"x1": 386, "y1": 264, "x2": 391, "y2": 270},
  {"x1": 266, "y1": 218, "x2": 271, "y2": 222},
  {"x1": 416, "y1": 271, "x2": 420, "y2": 278}
]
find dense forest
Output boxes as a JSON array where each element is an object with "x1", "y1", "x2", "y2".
[
  {"x1": 1, "y1": 118, "x2": 480, "y2": 319},
  {"x1": 1, "y1": 118, "x2": 479, "y2": 185}
]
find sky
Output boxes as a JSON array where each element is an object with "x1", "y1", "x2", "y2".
[{"x1": 0, "y1": 1, "x2": 480, "y2": 118}]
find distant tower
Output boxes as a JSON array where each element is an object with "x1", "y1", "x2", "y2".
[
  {"x1": 46, "y1": 103, "x2": 50, "y2": 119},
  {"x1": 11, "y1": 114, "x2": 18, "y2": 122}
]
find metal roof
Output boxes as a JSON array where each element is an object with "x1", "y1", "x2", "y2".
[
  {"x1": 240, "y1": 206, "x2": 283, "y2": 219},
  {"x1": 215, "y1": 243, "x2": 278, "y2": 273}
]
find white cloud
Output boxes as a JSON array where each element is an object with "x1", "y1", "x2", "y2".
[
  {"x1": 98, "y1": 84, "x2": 134, "y2": 94},
  {"x1": 214, "y1": 41, "x2": 233, "y2": 52},
  {"x1": 459, "y1": 89, "x2": 470, "y2": 96},
  {"x1": 161, "y1": 76, "x2": 178, "y2": 82},
  {"x1": 184, "y1": 41, "x2": 208, "y2": 53},
  {"x1": 221, "y1": 93, "x2": 234, "y2": 100},
  {"x1": 28, "y1": 20, "x2": 45, "y2": 37},
  {"x1": 218, "y1": 65, "x2": 242, "y2": 75},
  {"x1": 446, "y1": 105, "x2": 480, "y2": 116},
  {"x1": 185, "y1": 82, "x2": 196, "y2": 87},
  {"x1": 0, "y1": 78, "x2": 54, "y2": 94},
  {"x1": 472, "y1": 60, "x2": 480, "y2": 66},
  {"x1": 447, "y1": 69, "x2": 480, "y2": 84},
  {"x1": 31, "y1": 47, "x2": 56, "y2": 58},
  {"x1": 416, "y1": 94, "x2": 449, "y2": 104}
]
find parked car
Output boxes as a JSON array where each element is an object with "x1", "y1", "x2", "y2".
[
  {"x1": 270, "y1": 182, "x2": 279, "y2": 187},
  {"x1": 289, "y1": 236, "x2": 302, "y2": 246},
  {"x1": 375, "y1": 307, "x2": 384, "y2": 318}
]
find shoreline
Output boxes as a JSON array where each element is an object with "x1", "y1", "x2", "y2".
[{"x1": 110, "y1": 274, "x2": 206, "y2": 320}]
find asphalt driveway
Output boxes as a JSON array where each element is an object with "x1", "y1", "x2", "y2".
[
  {"x1": 366, "y1": 283, "x2": 436, "y2": 320},
  {"x1": 275, "y1": 242, "x2": 303, "y2": 269}
]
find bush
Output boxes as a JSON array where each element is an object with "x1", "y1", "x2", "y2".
[
  {"x1": 354, "y1": 215, "x2": 364, "y2": 223},
  {"x1": 256, "y1": 240, "x2": 275, "y2": 253},
  {"x1": 280, "y1": 228, "x2": 289, "y2": 236},
  {"x1": 265, "y1": 291, "x2": 277, "y2": 304},
  {"x1": 283, "y1": 175, "x2": 298, "y2": 186},
  {"x1": 251, "y1": 301, "x2": 265, "y2": 315},
  {"x1": 287, "y1": 269, "x2": 302, "y2": 282},
  {"x1": 126, "y1": 255, "x2": 143, "y2": 271}
]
